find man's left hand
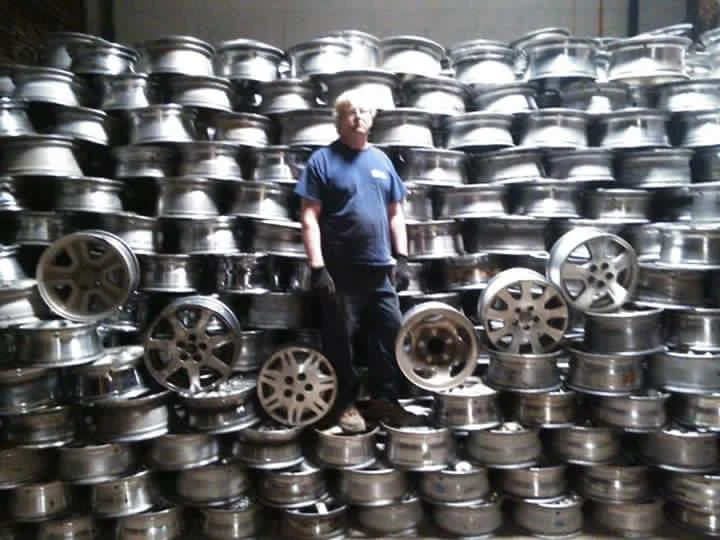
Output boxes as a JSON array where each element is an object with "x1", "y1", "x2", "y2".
[{"x1": 392, "y1": 254, "x2": 410, "y2": 292}]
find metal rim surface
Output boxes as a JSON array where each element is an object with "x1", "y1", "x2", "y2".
[
  {"x1": 395, "y1": 301, "x2": 477, "y2": 391},
  {"x1": 37, "y1": 230, "x2": 139, "y2": 322},
  {"x1": 479, "y1": 268, "x2": 568, "y2": 354},
  {"x1": 257, "y1": 345, "x2": 337, "y2": 427},
  {"x1": 548, "y1": 227, "x2": 638, "y2": 313},
  {"x1": 144, "y1": 295, "x2": 241, "y2": 395}
]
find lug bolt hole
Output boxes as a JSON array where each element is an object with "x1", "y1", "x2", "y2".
[
  {"x1": 180, "y1": 353, "x2": 189, "y2": 361},
  {"x1": 284, "y1": 389, "x2": 292, "y2": 398},
  {"x1": 587, "y1": 276, "x2": 596, "y2": 284},
  {"x1": 597, "y1": 281, "x2": 605, "y2": 288},
  {"x1": 305, "y1": 384, "x2": 313, "y2": 391},
  {"x1": 600, "y1": 262, "x2": 609, "y2": 270},
  {"x1": 589, "y1": 264, "x2": 598, "y2": 272},
  {"x1": 284, "y1": 376, "x2": 294, "y2": 385},
  {"x1": 298, "y1": 373, "x2": 307, "y2": 382},
  {"x1": 177, "y1": 341, "x2": 185, "y2": 348},
  {"x1": 296, "y1": 394, "x2": 305, "y2": 402},
  {"x1": 605, "y1": 273, "x2": 614, "y2": 280},
  {"x1": 198, "y1": 343, "x2": 207, "y2": 351}
]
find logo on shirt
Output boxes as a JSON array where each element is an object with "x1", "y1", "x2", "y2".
[{"x1": 370, "y1": 168, "x2": 389, "y2": 180}]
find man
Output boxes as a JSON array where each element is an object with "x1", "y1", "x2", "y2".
[{"x1": 295, "y1": 90, "x2": 414, "y2": 433}]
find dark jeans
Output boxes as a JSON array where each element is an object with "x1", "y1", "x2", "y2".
[{"x1": 320, "y1": 264, "x2": 406, "y2": 412}]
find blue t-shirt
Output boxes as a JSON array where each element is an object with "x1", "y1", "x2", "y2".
[{"x1": 295, "y1": 140, "x2": 407, "y2": 267}]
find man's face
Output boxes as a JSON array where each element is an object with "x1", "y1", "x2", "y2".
[{"x1": 338, "y1": 104, "x2": 374, "y2": 137}]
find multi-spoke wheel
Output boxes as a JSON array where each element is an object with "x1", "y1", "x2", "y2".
[
  {"x1": 256, "y1": 346, "x2": 337, "y2": 427},
  {"x1": 144, "y1": 296, "x2": 241, "y2": 395},
  {"x1": 395, "y1": 301, "x2": 477, "y2": 391},
  {"x1": 479, "y1": 268, "x2": 568, "y2": 354},
  {"x1": 547, "y1": 227, "x2": 638, "y2": 313},
  {"x1": 37, "y1": 230, "x2": 139, "y2": 322}
]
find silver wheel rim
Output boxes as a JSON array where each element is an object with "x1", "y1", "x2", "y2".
[
  {"x1": 395, "y1": 301, "x2": 477, "y2": 391},
  {"x1": 37, "y1": 230, "x2": 139, "y2": 322},
  {"x1": 257, "y1": 346, "x2": 337, "y2": 427},
  {"x1": 547, "y1": 227, "x2": 638, "y2": 313},
  {"x1": 144, "y1": 296, "x2": 241, "y2": 395},
  {"x1": 479, "y1": 268, "x2": 568, "y2": 354}
]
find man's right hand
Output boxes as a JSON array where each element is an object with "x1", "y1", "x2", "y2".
[{"x1": 310, "y1": 267, "x2": 336, "y2": 296}]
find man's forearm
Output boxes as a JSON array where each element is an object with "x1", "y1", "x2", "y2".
[
  {"x1": 389, "y1": 212, "x2": 408, "y2": 257},
  {"x1": 302, "y1": 218, "x2": 325, "y2": 268}
]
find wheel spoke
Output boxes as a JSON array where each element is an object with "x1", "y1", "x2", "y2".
[
  {"x1": 287, "y1": 401, "x2": 304, "y2": 425},
  {"x1": 519, "y1": 280, "x2": 535, "y2": 303},
  {"x1": 606, "y1": 280, "x2": 629, "y2": 304},
  {"x1": 193, "y1": 309, "x2": 212, "y2": 333},
  {"x1": 574, "y1": 285, "x2": 597, "y2": 308},
  {"x1": 486, "y1": 325, "x2": 512, "y2": 342},
  {"x1": 562, "y1": 261, "x2": 590, "y2": 282},
  {"x1": 42, "y1": 264, "x2": 75, "y2": 282},
  {"x1": 484, "y1": 306, "x2": 509, "y2": 322},
  {"x1": 309, "y1": 400, "x2": 330, "y2": 418},
  {"x1": 611, "y1": 251, "x2": 633, "y2": 274},
  {"x1": 586, "y1": 237, "x2": 610, "y2": 260},
  {"x1": 315, "y1": 376, "x2": 336, "y2": 393},
  {"x1": 158, "y1": 360, "x2": 182, "y2": 380},
  {"x1": 495, "y1": 288, "x2": 517, "y2": 309},
  {"x1": 186, "y1": 362, "x2": 201, "y2": 393},
  {"x1": 259, "y1": 369, "x2": 282, "y2": 384},
  {"x1": 203, "y1": 354, "x2": 231, "y2": 377},
  {"x1": 145, "y1": 337, "x2": 173, "y2": 354},
  {"x1": 528, "y1": 332, "x2": 544, "y2": 353}
]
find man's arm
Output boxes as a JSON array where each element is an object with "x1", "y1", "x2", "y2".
[
  {"x1": 300, "y1": 199, "x2": 325, "y2": 268},
  {"x1": 388, "y1": 201, "x2": 408, "y2": 258}
]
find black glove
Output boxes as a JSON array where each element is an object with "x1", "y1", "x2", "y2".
[
  {"x1": 392, "y1": 254, "x2": 410, "y2": 292},
  {"x1": 310, "y1": 266, "x2": 336, "y2": 296}
]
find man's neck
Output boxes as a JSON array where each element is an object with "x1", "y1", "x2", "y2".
[{"x1": 339, "y1": 133, "x2": 369, "y2": 150}]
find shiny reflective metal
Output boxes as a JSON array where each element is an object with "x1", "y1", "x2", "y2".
[
  {"x1": 201, "y1": 497, "x2": 258, "y2": 540},
  {"x1": 593, "y1": 390, "x2": 669, "y2": 431},
  {"x1": 211, "y1": 112, "x2": 271, "y2": 147},
  {"x1": 485, "y1": 347, "x2": 563, "y2": 393},
  {"x1": 90, "y1": 469, "x2": 155, "y2": 518},
  {"x1": 37, "y1": 230, "x2": 140, "y2": 322},
  {"x1": 432, "y1": 376, "x2": 499, "y2": 429},
  {"x1": 0, "y1": 280, "x2": 40, "y2": 328},
  {"x1": 444, "y1": 111, "x2": 513, "y2": 149},
  {"x1": 100, "y1": 73, "x2": 155, "y2": 110},
  {"x1": 480, "y1": 268, "x2": 568, "y2": 354},
  {"x1": 419, "y1": 461, "x2": 490, "y2": 503},
  {"x1": 671, "y1": 393, "x2": 720, "y2": 430},
  {"x1": 319, "y1": 69, "x2": 398, "y2": 110},
  {"x1": 136, "y1": 35, "x2": 214, "y2": 75},
  {"x1": 663, "y1": 182, "x2": 720, "y2": 222},
  {"x1": 36, "y1": 515, "x2": 96, "y2": 540},
  {"x1": 550, "y1": 425, "x2": 620, "y2": 464},
  {"x1": 144, "y1": 295, "x2": 241, "y2": 395},
  {"x1": 406, "y1": 220, "x2": 460, "y2": 259},
  {"x1": 582, "y1": 188, "x2": 650, "y2": 222},
  {"x1": 176, "y1": 459, "x2": 248, "y2": 505},
  {"x1": 675, "y1": 108, "x2": 720, "y2": 147},
  {"x1": 431, "y1": 495, "x2": 503, "y2": 538},
  {"x1": 337, "y1": 461, "x2": 408, "y2": 506},
  {"x1": 43, "y1": 31, "x2": 107, "y2": 69},
  {"x1": 216, "y1": 253, "x2": 271, "y2": 294},
  {"x1": 252, "y1": 145, "x2": 308, "y2": 183},
  {"x1": 500, "y1": 463, "x2": 567, "y2": 499},
  {"x1": 466, "y1": 422, "x2": 542, "y2": 468},
  {"x1": 518, "y1": 108, "x2": 588, "y2": 148},
  {"x1": 68, "y1": 344, "x2": 147, "y2": 403},
  {"x1": 234, "y1": 421, "x2": 303, "y2": 468},
  {"x1": 395, "y1": 301, "x2": 477, "y2": 391},
  {"x1": 0, "y1": 447, "x2": 52, "y2": 488},
  {"x1": 596, "y1": 108, "x2": 669, "y2": 148},
  {"x1": 384, "y1": 423, "x2": 451, "y2": 471},
  {"x1": 0, "y1": 100, "x2": 34, "y2": 136},
  {"x1": 259, "y1": 460, "x2": 327, "y2": 508},
  {"x1": 584, "y1": 306, "x2": 663, "y2": 354},
  {"x1": 468, "y1": 147, "x2": 544, "y2": 185},
  {"x1": 665, "y1": 308, "x2": 720, "y2": 351},
  {"x1": 470, "y1": 82, "x2": 537, "y2": 114},
  {"x1": 99, "y1": 212, "x2": 156, "y2": 255},
  {"x1": 512, "y1": 495, "x2": 583, "y2": 538},
  {"x1": 0, "y1": 178, "x2": 21, "y2": 212},
  {"x1": 115, "y1": 506, "x2": 182, "y2": 540},
  {"x1": 182, "y1": 376, "x2": 259, "y2": 434},
  {"x1": 128, "y1": 104, "x2": 197, "y2": 144},
  {"x1": 380, "y1": 36, "x2": 444, "y2": 77},
  {"x1": 666, "y1": 503, "x2": 720, "y2": 537},
  {"x1": 656, "y1": 79, "x2": 720, "y2": 111},
  {"x1": 640, "y1": 426, "x2": 718, "y2": 471},
  {"x1": 324, "y1": 29, "x2": 380, "y2": 68},
  {"x1": 649, "y1": 349, "x2": 720, "y2": 394},
  {"x1": 567, "y1": 345, "x2": 643, "y2": 395},
  {"x1": 353, "y1": 494, "x2": 422, "y2": 535},
  {"x1": 512, "y1": 180, "x2": 581, "y2": 218},
  {"x1": 0, "y1": 366, "x2": 59, "y2": 415},
  {"x1": 175, "y1": 217, "x2": 239, "y2": 255},
  {"x1": 215, "y1": 38, "x2": 285, "y2": 82},
  {"x1": 69, "y1": 40, "x2": 138, "y2": 75},
  {"x1": 400, "y1": 148, "x2": 466, "y2": 186},
  {"x1": 156, "y1": 176, "x2": 219, "y2": 217},
  {"x1": 369, "y1": 108, "x2": 434, "y2": 148},
  {"x1": 89, "y1": 389, "x2": 169, "y2": 442},
  {"x1": 656, "y1": 224, "x2": 720, "y2": 268},
  {"x1": 11, "y1": 480, "x2": 70, "y2": 522},
  {"x1": 616, "y1": 147, "x2": 692, "y2": 187},
  {"x1": 257, "y1": 345, "x2": 336, "y2": 427},
  {"x1": 436, "y1": 253, "x2": 503, "y2": 291},
  {"x1": 402, "y1": 76, "x2": 466, "y2": 115},
  {"x1": 511, "y1": 388, "x2": 576, "y2": 427},
  {"x1": 524, "y1": 37, "x2": 597, "y2": 79},
  {"x1": 666, "y1": 471, "x2": 720, "y2": 510},
  {"x1": 287, "y1": 37, "x2": 352, "y2": 78},
  {"x1": 251, "y1": 219, "x2": 304, "y2": 256},
  {"x1": 168, "y1": 75, "x2": 232, "y2": 111},
  {"x1": 314, "y1": 425, "x2": 378, "y2": 469},
  {"x1": 139, "y1": 254, "x2": 200, "y2": 293},
  {"x1": 691, "y1": 145, "x2": 720, "y2": 182},
  {"x1": 0, "y1": 135, "x2": 82, "y2": 177},
  {"x1": 3, "y1": 405, "x2": 75, "y2": 448},
  {"x1": 276, "y1": 108, "x2": 336, "y2": 147},
  {"x1": 436, "y1": 184, "x2": 506, "y2": 218},
  {"x1": 607, "y1": 36, "x2": 691, "y2": 84},
  {"x1": 12, "y1": 66, "x2": 83, "y2": 107},
  {"x1": 258, "y1": 79, "x2": 317, "y2": 114},
  {"x1": 54, "y1": 106, "x2": 110, "y2": 146},
  {"x1": 55, "y1": 176, "x2": 123, "y2": 213},
  {"x1": 229, "y1": 181, "x2": 292, "y2": 220},
  {"x1": 401, "y1": 183, "x2": 432, "y2": 221},
  {"x1": 560, "y1": 81, "x2": 632, "y2": 113},
  {"x1": 581, "y1": 462, "x2": 649, "y2": 502},
  {"x1": 15, "y1": 320, "x2": 102, "y2": 366},
  {"x1": 148, "y1": 433, "x2": 219, "y2": 471},
  {"x1": 280, "y1": 499, "x2": 346, "y2": 540},
  {"x1": 113, "y1": 145, "x2": 174, "y2": 179},
  {"x1": 178, "y1": 141, "x2": 241, "y2": 179},
  {"x1": 548, "y1": 227, "x2": 638, "y2": 313},
  {"x1": 247, "y1": 292, "x2": 308, "y2": 329},
  {"x1": 447, "y1": 39, "x2": 516, "y2": 87},
  {"x1": 58, "y1": 443, "x2": 134, "y2": 484},
  {"x1": 233, "y1": 330, "x2": 272, "y2": 372},
  {"x1": 622, "y1": 222, "x2": 665, "y2": 260}
]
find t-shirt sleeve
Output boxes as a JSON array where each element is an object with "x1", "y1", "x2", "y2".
[
  {"x1": 294, "y1": 157, "x2": 323, "y2": 202},
  {"x1": 387, "y1": 160, "x2": 406, "y2": 203}
]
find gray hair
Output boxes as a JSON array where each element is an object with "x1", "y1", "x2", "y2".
[{"x1": 333, "y1": 89, "x2": 377, "y2": 128}]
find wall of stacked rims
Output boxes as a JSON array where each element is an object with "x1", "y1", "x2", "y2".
[{"x1": 1, "y1": 18, "x2": 720, "y2": 540}]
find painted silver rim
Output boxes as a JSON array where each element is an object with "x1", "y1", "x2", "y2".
[
  {"x1": 479, "y1": 268, "x2": 568, "y2": 354},
  {"x1": 37, "y1": 230, "x2": 139, "y2": 322},
  {"x1": 144, "y1": 295, "x2": 241, "y2": 395},
  {"x1": 395, "y1": 301, "x2": 477, "y2": 391},
  {"x1": 547, "y1": 227, "x2": 638, "y2": 313},
  {"x1": 257, "y1": 346, "x2": 337, "y2": 426}
]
